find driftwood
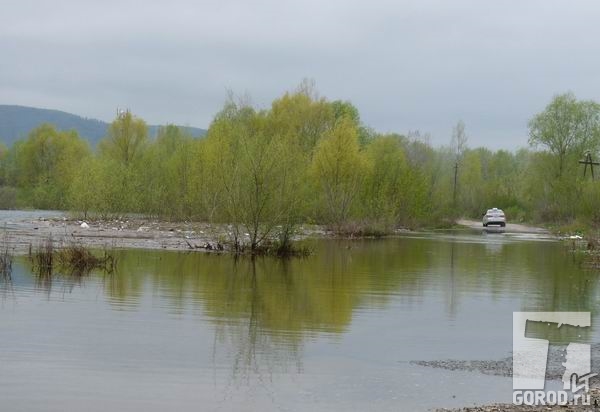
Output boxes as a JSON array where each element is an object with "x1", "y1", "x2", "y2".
[{"x1": 184, "y1": 239, "x2": 223, "y2": 251}]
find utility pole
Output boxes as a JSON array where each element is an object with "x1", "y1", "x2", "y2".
[
  {"x1": 579, "y1": 151, "x2": 599, "y2": 179},
  {"x1": 453, "y1": 161, "x2": 458, "y2": 205}
]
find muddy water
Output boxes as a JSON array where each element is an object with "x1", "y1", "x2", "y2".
[{"x1": 0, "y1": 220, "x2": 596, "y2": 411}]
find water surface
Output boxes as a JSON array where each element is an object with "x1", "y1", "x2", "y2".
[{"x1": 1, "y1": 228, "x2": 597, "y2": 411}]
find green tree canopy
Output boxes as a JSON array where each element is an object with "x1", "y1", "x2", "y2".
[
  {"x1": 311, "y1": 117, "x2": 366, "y2": 228},
  {"x1": 16, "y1": 124, "x2": 90, "y2": 209},
  {"x1": 99, "y1": 111, "x2": 148, "y2": 166},
  {"x1": 528, "y1": 93, "x2": 600, "y2": 177}
]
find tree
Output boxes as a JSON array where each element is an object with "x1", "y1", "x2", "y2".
[
  {"x1": 140, "y1": 125, "x2": 197, "y2": 219},
  {"x1": 450, "y1": 120, "x2": 468, "y2": 207},
  {"x1": 269, "y1": 89, "x2": 335, "y2": 153},
  {"x1": 361, "y1": 135, "x2": 412, "y2": 227},
  {"x1": 459, "y1": 149, "x2": 484, "y2": 215},
  {"x1": 68, "y1": 157, "x2": 102, "y2": 219},
  {"x1": 311, "y1": 117, "x2": 366, "y2": 228},
  {"x1": 16, "y1": 124, "x2": 90, "y2": 209},
  {"x1": 529, "y1": 93, "x2": 600, "y2": 177},
  {"x1": 330, "y1": 100, "x2": 373, "y2": 145},
  {"x1": 205, "y1": 98, "x2": 304, "y2": 251},
  {"x1": 94, "y1": 111, "x2": 149, "y2": 214},
  {"x1": 99, "y1": 111, "x2": 148, "y2": 166}
]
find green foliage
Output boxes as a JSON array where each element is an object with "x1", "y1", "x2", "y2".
[
  {"x1": 360, "y1": 135, "x2": 411, "y2": 227},
  {"x1": 362, "y1": 136, "x2": 406, "y2": 221},
  {"x1": 0, "y1": 187, "x2": 17, "y2": 209},
  {"x1": 205, "y1": 98, "x2": 306, "y2": 249},
  {"x1": 578, "y1": 180, "x2": 600, "y2": 225},
  {"x1": 311, "y1": 117, "x2": 366, "y2": 228},
  {"x1": 14, "y1": 124, "x2": 90, "y2": 209},
  {"x1": 529, "y1": 93, "x2": 600, "y2": 177},
  {"x1": 140, "y1": 125, "x2": 198, "y2": 219},
  {"x1": 99, "y1": 111, "x2": 148, "y2": 167},
  {"x1": 75, "y1": 112, "x2": 152, "y2": 216},
  {"x1": 8, "y1": 87, "x2": 600, "y2": 232},
  {"x1": 520, "y1": 93, "x2": 600, "y2": 223},
  {"x1": 269, "y1": 90, "x2": 335, "y2": 153}
]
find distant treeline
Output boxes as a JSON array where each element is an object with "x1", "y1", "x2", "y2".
[
  {"x1": 0, "y1": 83, "x2": 599, "y2": 249},
  {"x1": 0, "y1": 104, "x2": 206, "y2": 147}
]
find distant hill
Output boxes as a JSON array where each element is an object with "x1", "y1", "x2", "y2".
[{"x1": 0, "y1": 105, "x2": 207, "y2": 147}]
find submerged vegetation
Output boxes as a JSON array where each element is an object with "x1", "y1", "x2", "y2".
[
  {"x1": 0, "y1": 242, "x2": 11, "y2": 281},
  {"x1": 1, "y1": 83, "x2": 600, "y2": 251},
  {"x1": 57, "y1": 245, "x2": 115, "y2": 276},
  {"x1": 30, "y1": 237, "x2": 54, "y2": 278},
  {"x1": 0, "y1": 225, "x2": 12, "y2": 280},
  {"x1": 29, "y1": 237, "x2": 115, "y2": 277}
]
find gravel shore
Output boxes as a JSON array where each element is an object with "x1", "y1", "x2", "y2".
[
  {"x1": 420, "y1": 344, "x2": 600, "y2": 411},
  {"x1": 0, "y1": 214, "x2": 329, "y2": 254}
]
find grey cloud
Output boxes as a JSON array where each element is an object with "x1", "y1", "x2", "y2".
[{"x1": 2, "y1": 0, "x2": 600, "y2": 149}]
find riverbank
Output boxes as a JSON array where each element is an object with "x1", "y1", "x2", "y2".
[
  {"x1": 0, "y1": 212, "x2": 559, "y2": 255},
  {"x1": 423, "y1": 343, "x2": 600, "y2": 411},
  {"x1": 0, "y1": 212, "x2": 336, "y2": 254}
]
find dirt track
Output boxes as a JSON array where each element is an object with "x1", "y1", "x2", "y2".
[{"x1": 457, "y1": 219, "x2": 550, "y2": 235}]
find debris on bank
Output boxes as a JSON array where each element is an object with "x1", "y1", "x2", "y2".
[{"x1": 0, "y1": 216, "x2": 324, "y2": 256}]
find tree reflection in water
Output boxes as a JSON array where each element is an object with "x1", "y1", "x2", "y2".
[{"x1": 3, "y1": 235, "x2": 599, "y2": 384}]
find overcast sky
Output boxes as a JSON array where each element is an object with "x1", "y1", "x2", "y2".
[{"x1": 2, "y1": 0, "x2": 600, "y2": 149}]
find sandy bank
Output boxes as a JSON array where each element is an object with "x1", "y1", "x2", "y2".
[{"x1": 0, "y1": 215, "x2": 329, "y2": 254}]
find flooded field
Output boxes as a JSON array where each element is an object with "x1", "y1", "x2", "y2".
[{"x1": 0, "y1": 212, "x2": 597, "y2": 411}]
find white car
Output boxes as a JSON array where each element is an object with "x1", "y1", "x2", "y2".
[{"x1": 483, "y1": 208, "x2": 506, "y2": 227}]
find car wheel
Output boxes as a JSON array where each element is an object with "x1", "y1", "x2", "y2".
[{"x1": 483, "y1": 223, "x2": 487, "y2": 227}]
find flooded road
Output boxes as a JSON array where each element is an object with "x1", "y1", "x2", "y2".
[
  {"x1": 457, "y1": 218, "x2": 551, "y2": 235},
  {"x1": 0, "y1": 216, "x2": 596, "y2": 411}
]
